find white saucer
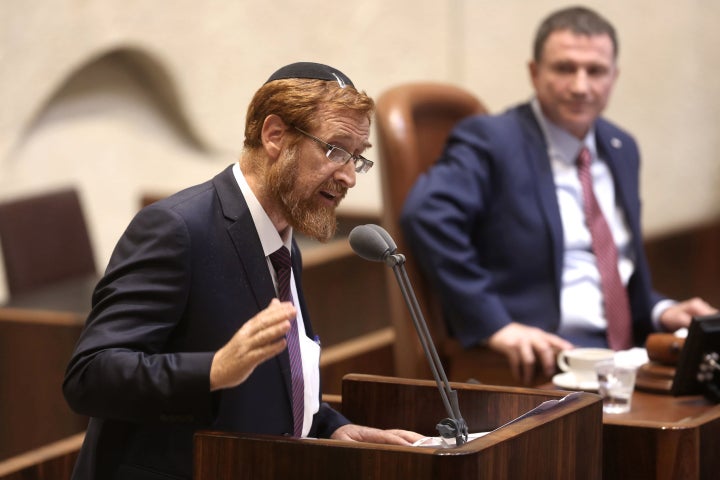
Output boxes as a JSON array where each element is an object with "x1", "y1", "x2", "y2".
[{"x1": 552, "y1": 372, "x2": 598, "y2": 392}]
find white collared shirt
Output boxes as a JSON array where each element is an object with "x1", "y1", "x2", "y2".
[
  {"x1": 232, "y1": 162, "x2": 320, "y2": 437},
  {"x1": 531, "y1": 99, "x2": 636, "y2": 339}
]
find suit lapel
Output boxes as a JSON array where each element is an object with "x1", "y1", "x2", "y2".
[
  {"x1": 212, "y1": 165, "x2": 294, "y2": 398},
  {"x1": 213, "y1": 166, "x2": 276, "y2": 306},
  {"x1": 595, "y1": 126, "x2": 636, "y2": 230},
  {"x1": 594, "y1": 126, "x2": 647, "y2": 287},
  {"x1": 517, "y1": 106, "x2": 564, "y2": 292}
]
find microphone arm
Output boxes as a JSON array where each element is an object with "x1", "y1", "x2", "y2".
[{"x1": 350, "y1": 224, "x2": 468, "y2": 446}]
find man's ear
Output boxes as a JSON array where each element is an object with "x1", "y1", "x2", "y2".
[
  {"x1": 528, "y1": 60, "x2": 539, "y2": 89},
  {"x1": 261, "y1": 114, "x2": 288, "y2": 161}
]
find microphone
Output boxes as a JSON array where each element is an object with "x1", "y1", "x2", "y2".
[
  {"x1": 347, "y1": 223, "x2": 404, "y2": 267},
  {"x1": 346, "y1": 224, "x2": 394, "y2": 263},
  {"x1": 349, "y1": 224, "x2": 469, "y2": 446}
]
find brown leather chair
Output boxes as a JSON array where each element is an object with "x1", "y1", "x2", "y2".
[
  {"x1": 375, "y1": 83, "x2": 548, "y2": 386},
  {"x1": 0, "y1": 187, "x2": 96, "y2": 297}
]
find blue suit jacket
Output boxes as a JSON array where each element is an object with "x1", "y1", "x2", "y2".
[
  {"x1": 401, "y1": 103, "x2": 664, "y2": 349},
  {"x1": 63, "y1": 165, "x2": 349, "y2": 480}
]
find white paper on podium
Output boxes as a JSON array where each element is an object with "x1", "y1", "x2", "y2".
[
  {"x1": 412, "y1": 431, "x2": 491, "y2": 447},
  {"x1": 412, "y1": 391, "x2": 583, "y2": 448}
]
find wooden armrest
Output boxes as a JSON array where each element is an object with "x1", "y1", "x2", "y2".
[{"x1": 0, "y1": 432, "x2": 84, "y2": 480}]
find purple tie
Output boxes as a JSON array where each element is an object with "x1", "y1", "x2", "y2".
[
  {"x1": 577, "y1": 147, "x2": 633, "y2": 350},
  {"x1": 269, "y1": 246, "x2": 305, "y2": 437}
]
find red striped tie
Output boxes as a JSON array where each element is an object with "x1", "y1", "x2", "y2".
[
  {"x1": 269, "y1": 246, "x2": 305, "y2": 437},
  {"x1": 577, "y1": 147, "x2": 633, "y2": 350}
]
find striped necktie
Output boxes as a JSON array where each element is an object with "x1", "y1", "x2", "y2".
[
  {"x1": 269, "y1": 246, "x2": 305, "y2": 437},
  {"x1": 577, "y1": 147, "x2": 633, "y2": 350}
]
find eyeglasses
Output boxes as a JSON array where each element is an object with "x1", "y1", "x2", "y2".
[{"x1": 293, "y1": 126, "x2": 374, "y2": 173}]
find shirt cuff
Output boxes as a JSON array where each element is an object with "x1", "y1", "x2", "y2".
[{"x1": 651, "y1": 298, "x2": 677, "y2": 331}]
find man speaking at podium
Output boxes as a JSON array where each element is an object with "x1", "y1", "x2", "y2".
[{"x1": 63, "y1": 62, "x2": 421, "y2": 480}]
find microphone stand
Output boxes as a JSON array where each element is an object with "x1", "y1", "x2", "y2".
[{"x1": 383, "y1": 252, "x2": 469, "y2": 446}]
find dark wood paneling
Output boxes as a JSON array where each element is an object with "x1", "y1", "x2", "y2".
[
  {"x1": 644, "y1": 220, "x2": 720, "y2": 307},
  {"x1": 0, "y1": 310, "x2": 88, "y2": 461},
  {"x1": 298, "y1": 213, "x2": 391, "y2": 347},
  {"x1": 319, "y1": 328, "x2": 395, "y2": 395},
  {"x1": 302, "y1": 249, "x2": 391, "y2": 346}
]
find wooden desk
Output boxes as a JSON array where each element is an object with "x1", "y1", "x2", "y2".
[
  {"x1": 556, "y1": 386, "x2": 720, "y2": 479},
  {"x1": 601, "y1": 390, "x2": 720, "y2": 480}
]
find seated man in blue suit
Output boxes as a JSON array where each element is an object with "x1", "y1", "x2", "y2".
[
  {"x1": 401, "y1": 7, "x2": 716, "y2": 385},
  {"x1": 63, "y1": 62, "x2": 422, "y2": 480}
]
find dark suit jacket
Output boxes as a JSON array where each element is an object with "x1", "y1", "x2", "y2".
[
  {"x1": 401, "y1": 103, "x2": 664, "y2": 349},
  {"x1": 63, "y1": 165, "x2": 349, "y2": 480}
]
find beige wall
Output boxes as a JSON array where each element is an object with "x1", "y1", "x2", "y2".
[{"x1": 1, "y1": 0, "x2": 719, "y2": 302}]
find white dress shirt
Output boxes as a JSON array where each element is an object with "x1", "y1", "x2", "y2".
[
  {"x1": 232, "y1": 162, "x2": 320, "y2": 437},
  {"x1": 531, "y1": 100, "x2": 636, "y2": 339},
  {"x1": 530, "y1": 100, "x2": 669, "y2": 337}
]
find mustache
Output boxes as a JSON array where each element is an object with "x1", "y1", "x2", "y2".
[{"x1": 321, "y1": 181, "x2": 348, "y2": 199}]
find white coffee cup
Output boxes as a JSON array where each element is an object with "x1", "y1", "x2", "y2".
[{"x1": 557, "y1": 348, "x2": 615, "y2": 384}]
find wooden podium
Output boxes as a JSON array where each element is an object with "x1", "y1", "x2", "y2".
[{"x1": 194, "y1": 374, "x2": 603, "y2": 479}]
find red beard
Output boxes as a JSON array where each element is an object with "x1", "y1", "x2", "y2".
[{"x1": 267, "y1": 148, "x2": 346, "y2": 242}]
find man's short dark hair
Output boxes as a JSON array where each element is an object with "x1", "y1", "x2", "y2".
[{"x1": 533, "y1": 6, "x2": 618, "y2": 62}]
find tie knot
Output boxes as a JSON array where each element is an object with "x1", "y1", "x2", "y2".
[
  {"x1": 269, "y1": 246, "x2": 291, "y2": 272},
  {"x1": 577, "y1": 147, "x2": 592, "y2": 169}
]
